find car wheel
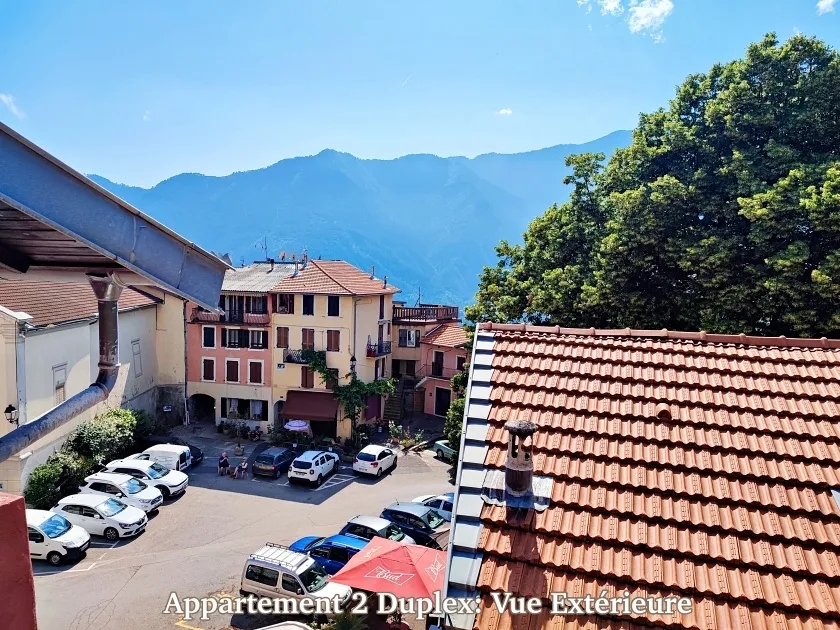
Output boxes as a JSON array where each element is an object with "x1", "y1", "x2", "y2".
[
  {"x1": 47, "y1": 552, "x2": 63, "y2": 566},
  {"x1": 104, "y1": 527, "x2": 119, "y2": 541},
  {"x1": 316, "y1": 474, "x2": 323, "y2": 486},
  {"x1": 391, "y1": 458, "x2": 398, "y2": 471},
  {"x1": 274, "y1": 469, "x2": 280, "y2": 479},
  {"x1": 157, "y1": 485, "x2": 171, "y2": 499},
  {"x1": 376, "y1": 468, "x2": 383, "y2": 478},
  {"x1": 436, "y1": 449, "x2": 444, "y2": 459},
  {"x1": 332, "y1": 460, "x2": 338, "y2": 474}
]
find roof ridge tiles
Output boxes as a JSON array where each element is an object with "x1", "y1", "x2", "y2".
[
  {"x1": 308, "y1": 259, "x2": 354, "y2": 294},
  {"x1": 478, "y1": 322, "x2": 840, "y2": 350}
]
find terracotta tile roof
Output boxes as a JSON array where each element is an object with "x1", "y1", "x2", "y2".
[
  {"x1": 270, "y1": 260, "x2": 400, "y2": 295},
  {"x1": 0, "y1": 279, "x2": 158, "y2": 327},
  {"x1": 447, "y1": 324, "x2": 840, "y2": 630},
  {"x1": 422, "y1": 323, "x2": 469, "y2": 348}
]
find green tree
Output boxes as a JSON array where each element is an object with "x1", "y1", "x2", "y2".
[
  {"x1": 468, "y1": 34, "x2": 840, "y2": 337},
  {"x1": 443, "y1": 364, "x2": 469, "y2": 450}
]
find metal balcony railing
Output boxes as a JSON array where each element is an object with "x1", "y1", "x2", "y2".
[
  {"x1": 366, "y1": 341, "x2": 392, "y2": 357},
  {"x1": 392, "y1": 305, "x2": 459, "y2": 323},
  {"x1": 190, "y1": 307, "x2": 270, "y2": 325},
  {"x1": 416, "y1": 363, "x2": 463, "y2": 380},
  {"x1": 283, "y1": 348, "x2": 326, "y2": 364}
]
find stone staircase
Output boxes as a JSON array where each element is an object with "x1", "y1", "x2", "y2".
[{"x1": 383, "y1": 378, "x2": 408, "y2": 426}]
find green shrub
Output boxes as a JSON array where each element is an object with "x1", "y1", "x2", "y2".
[
  {"x1": 64, "y1": 408, "x2": 137, "y2": 464},
  {"x1": 24, "y1": 460, "x2": 63, "y2": 510},
  {"x1": 131, "y1": 409, "x2": 156, "y2": 440}
]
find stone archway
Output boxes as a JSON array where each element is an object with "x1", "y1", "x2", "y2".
[{"x1": 188, "y1": 393, "x2": 216, "y2": 425}]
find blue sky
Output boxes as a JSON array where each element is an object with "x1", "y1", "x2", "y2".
[{"x1": 1, "y1": 0, "x2": 837, "y2": 187}]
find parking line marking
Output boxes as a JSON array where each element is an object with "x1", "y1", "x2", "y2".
[{"x1": 175, "y1": 620, "x2": 203, "y2": 630}]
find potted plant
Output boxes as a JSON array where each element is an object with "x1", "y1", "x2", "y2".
[{"x1": 388, "y1": 420, "x2": 401, "y2": 445}]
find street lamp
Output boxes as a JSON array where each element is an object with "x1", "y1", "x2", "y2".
[
  {"x1": 350, "y1": 355, "x2": 357, "y2": 374},
  {"x1": 4, "y1": 404, "x2": 19, "y2": 426}
]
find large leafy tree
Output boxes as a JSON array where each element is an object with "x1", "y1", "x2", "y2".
[{"x1": 468, "y1": 34, "x2": 840, "y2": 337}]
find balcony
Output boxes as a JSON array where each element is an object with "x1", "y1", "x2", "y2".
[
  {"x1": 283, "y1": 348, "x2": 326, "y2": 364},
  {"x1": 190, "y1": 307, "x2": 270, "y2": 325},
  {"x1": 366, "y1": 341, "x2": 392, "y2": 357},
  {"x1": 392, "y1": 305, "x2": 459, "y2": 323},
  {"x1": 416, "y1": 363, "x2": 463, "y2": 380}
]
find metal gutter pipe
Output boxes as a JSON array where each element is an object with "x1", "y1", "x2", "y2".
[{"x1": 0, "y1": 274, "x2": 122, "y2": 464}]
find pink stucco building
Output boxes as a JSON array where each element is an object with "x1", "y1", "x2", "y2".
[{"x1": 415, "y1": 323, "x2": 469, "y2": 416}]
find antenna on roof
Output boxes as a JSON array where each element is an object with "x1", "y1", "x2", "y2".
[
  {"x1": 279, "y1": 251, "x2": 286, "y2": 261},
  {"x1": 383, "y1": 275, "x2": 388, "y2": 288},
  {"x1": 258, "y1": 236, "x2": 268, "y2": 259},
  {"x1": 415, "y1": 286, "x2": 421, "y2": 307},
  {"x1": 290, "y1": 252, "x2": 296, "y2": 261},
  {"x1": 370, "y1": 265, "x2": 375, "y2": 280},
  {"x1": 301, "y1": 248, "x2": 308, "y2": 267}
]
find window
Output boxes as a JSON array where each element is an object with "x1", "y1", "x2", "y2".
[
  {"x1": 443, "y1": 500, "x2": 454, "y2": 512},
  {"x1": 62, "y1": 505, "x2": 81, "y2": 515},
  {"x1": 245, "y1": 565, "x2": 279, "y2": 587},
  {"x1": 226, "y1": 359, "x2": 240, "y2": 382},
  {"x1": 329, "y1": 547, "x2": 350, "y2": 563},
  {"x1": 202, "y1": 358, "x2": 215, "y2": 381},
  {"x1": 53, "y1": 364, "x2": 67, "y2": 405},
  {"x1": 131, "y1": 340, "x2": 143, "y2": 377},
  {"x1": 310, "y1": 547, "x2": 330, "y2": 559},
  {"x1": 245, "y1": 295, "x2": 267, "y2": 314},
  {"x1": 302, "y1": 294, "x2": 315, "y2": 316},
  {"x1": 301, "y1": 366, "x2": 315, "y2": 389},
  {"x1": 250, "y1": 330, "x2": 268, "y2": 349},
  {"x1": 345, "y1": 524, "x2": 369, "y2": 538},
  {"x1": 202, "y1": 326, "x2": 215, "y2": 348},
  {"x1": 28, "y1": 528, "x2": 43, "y2": 543},
  {"x1": 457, "y1": 356, "x2": 466, "y2": 371},
  {"x1": 302, "y1": 328, "x2": 315, "y2": 351},
  {"x1": 276, "y1": 326, "x2": 289, "y2": 348},
  {"x1": 248, "y1": 361, "x2": 263, "y2": 384},
  {"x1": 327, "y1": 368, "x2": 339, "y2": 388},
  {"x1": 379, "y1": 295, "x2": 385, "y2": 319},
  {"x1": 399, "y1": 329, "x2": 407, "y2": 347},
  {"x1": 327, "y1": 330, "x2": 340, "y2": 352},
  {"x1": 327, "y1": 295, "x2": 340, "y2": 317},
  {"x1": 274, "y1": 293, "x2": 295, "y2": 315},
  {"x1": 282, "y1": 574, "x2": 301, "y2": 593},
  {"x1": 222, "y1": 328, "x2": 250, "y2": 349}
]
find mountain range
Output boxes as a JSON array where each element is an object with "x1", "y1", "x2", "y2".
[{"x1": 90, "y1": 130, "x2": 631, "y2": 309}]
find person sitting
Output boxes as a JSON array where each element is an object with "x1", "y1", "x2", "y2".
[
  {"x1": 218, "y1": 452, "x2": 230, "y2": 476},
  {"x1": 233, "y1": 458, "x2": 248, "y2": 479}
]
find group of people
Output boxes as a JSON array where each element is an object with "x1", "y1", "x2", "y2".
[{"x1": 218, "y1": 452, "x2": 248, "y2": 478}]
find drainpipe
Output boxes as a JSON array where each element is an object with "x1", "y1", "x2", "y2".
[
  {"x1": 14, "y1": 318, "x2": 28, "y2": 425},
  {"x1": 0, "y1": 274, "x2": 122, "y2": 464}
]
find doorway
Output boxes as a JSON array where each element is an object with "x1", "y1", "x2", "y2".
[{"x1": 434, "y1": 387, "x2": 451, "y2": 417}]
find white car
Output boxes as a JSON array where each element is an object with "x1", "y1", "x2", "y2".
[
  {"x1": 287, "y1": 450, "x2": 339, "y2": 486},
  {"x1": 352, "y1": 445, "x2": 397, "y2": 477},
  {"x1": 127, "y1": 444, "x2": 192, "y2": 471},
  {"x1": 26, "y1": 509, "x2": 90, "y2": 566},
  {"x1": 80, "y1": 471, "x2": 164, "y2": 512},
  {"x1": 52, "y1": 494, "x2": 148, "y2": 540},
  {"x1": 103, "y1": 458, "x2": 189, "y2": 499},
  {"x1": 411, "y1": 492, "x2": 455, "y2": 521}
]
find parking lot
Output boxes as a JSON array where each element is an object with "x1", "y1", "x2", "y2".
[{"x1": 32, "y1": 434, "x2": 452, "y2": 630}]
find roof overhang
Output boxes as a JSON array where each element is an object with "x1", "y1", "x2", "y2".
[{"x1": 0, "y1": 122, "x2": 230, "y2": 312}]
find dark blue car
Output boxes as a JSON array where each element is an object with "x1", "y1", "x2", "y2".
[{"x1": 289, "y1": 534, "x2": 367, "y2": 575}]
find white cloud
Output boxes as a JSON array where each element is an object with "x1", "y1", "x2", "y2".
[
  {"x1": 496, "y1": 108, "x2": 513, "y2": 116},
  {"x1": 577, "y1": 0, "x2": 593, "y2": 14},
  {"x1": 628, "y1": 0, "x2": 674, "y2": 34},
  {"x1": 599, "y1": 0, "x2": 624, "y2": 16},
  {"x1": 142, "y1": 109, "x2": 151, "y2": 122},
  {"x1": 0, "y1": 93, "x2": 24, "y2": 119},
  {"x1": 817, "y1": 0, "x2": 836, "y2": 15}
]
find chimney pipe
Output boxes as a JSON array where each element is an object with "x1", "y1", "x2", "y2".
[
  {"x1": 370, "y1": 266, "x2": 375, "y2": 280},
  {"x1": 383, "y1": 275, "x2": 387, "y2": 288},
  {"x1": 269, "y1": 258, "x2": 275, "y2": 271},
  {"x1": 504, "y1": 419, "x2": 538, "y2": 496}
]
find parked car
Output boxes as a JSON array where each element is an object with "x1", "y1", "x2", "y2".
[
  {"x1": 352, "y1": 445, "x2": 397, "y2": 477},
  {"x1": 103, "y1": 458, "x2": 189, "y2": 498},
  {"x1": 240, "y1": 541, "x2": 352, "y2": 613},
  {"x1": 287, "y1": 450, "x2": 339, "y2": 486},
  {"x1": 411, "y1": 492, "x2": 455, "y2": 521},
  {"x1": 138, "y1": 435, "x2": 204, "y2": 465},
  {"x1": 26, "y1": 509, "x2": 90, "y2": 566},
  {"x1": 253, "y1": 447, "x2": 296, "y2": 478},
  {"x1": 80, "y1": 471, "x2": 164, "y2": 512},
  {"x1": 290, "y1": 534, "x2": 367, "y2": 575},
  {"x1": 52, "y1": 494, "x2": 147, "y2": 540},
  {"x1": 380, "y1": 502, "x2": 448, "y2": 549},
  {"x1": 339, "y1": 515, "x2": 415, "y2": 544},
  {"x1": 432, "y1": 439, "x2": 456, "y2": 461},
  {"x1": 128, "y1": 443, "x2": 192, "y2": 471}
]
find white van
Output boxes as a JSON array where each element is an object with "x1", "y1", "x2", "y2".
[
  {"x1": 80, "y1": 471, "x2": 164, "y2": 512},
  {"x1": 103, "y1": 458, "x2": 189, "y2": 499},
  {"x1": 26, "y1": 509, "x2": 90, "y2": 566},
  {"x1": 128, "y1": 444, "x2": 192, "y2": 471},
  {"x1": 240, "y1": 542, "x2": 352, "y2": 614},
  {"x1": 52, "y1": 494, "x2": 148, "y2": 540}
]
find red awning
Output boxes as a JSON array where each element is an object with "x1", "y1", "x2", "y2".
[
  {"x1": 281, "y1": 391, "x2": 338, "y2": 422},
  {"x1": 330, "y1": 537, "x2": 446, "y2": 599}
]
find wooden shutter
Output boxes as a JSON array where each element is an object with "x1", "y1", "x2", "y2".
[
  {"x1": 239, "y1": 329, "x2": 250, "y2": 348},
  {"x1": 301, "y1": 366, "x2": 314, "y2": 388},
  {"x1": 276, "y1": 327, "x2": 289, "y2": 348},
  {"x1": 327, "y1": 330, "x2": 340, "y2": 352},
  {"x1": 249, "y1": 362, "x2": 262, "y2": 384},
  {"x1": 226, "y1": 360, "x2": 239, "y2": 382},
  {"x1": 221, "y1": 328, "x2": 227, "y2": 347},
  {"x1": 302, "y1": 328, "x2": 315, "y2": 350},
  {"x1": 202, "y1": 359, "x2": 214, "y2": 381}
]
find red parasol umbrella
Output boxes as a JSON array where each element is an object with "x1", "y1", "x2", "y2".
[{"x1": 329, "y1": 537, "x2": 446, "y2": 599}]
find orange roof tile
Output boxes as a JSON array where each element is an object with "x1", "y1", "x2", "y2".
[
  {"x1": 451, "y1": 324, "x2": 840, "y2": 630},
  {"x1": 422, "y1": 323, "x2": 469, "y2": 348},
  {"x1": 0, "y1": 279, "x2": 158, "y2": 327},
  {"x1": 270, "y1": 260, "x2": 400, "y2": 295}
]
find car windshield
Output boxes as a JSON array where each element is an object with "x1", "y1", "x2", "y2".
[
  {"x1": 425, "y1": 510, "x2": 445, "y2": 529},
  {"x1": 148, "y1": 463, "x2": 169, "y2": 479},
  {"x1": 99, "y1": 498, "x2": 127, "y2": 517},
  {"x1": 306, "y1": 537, "x2": 326, "y2": 551},
  {"x1": 120, "y1": 478, "x2": 146, "y2": 494},
  {"x1": 293, "y1": 460, "x2": 311, "y2": 469},
  {"x1": 256, "y1": 455, "x2": 276, "y2": 465},
  {"x1": 40, "y1": 514, "x2": 72, "y2": 539},
  {"x1": 356, "y1": 452, "x2": 376, "y2": 462},
  {"x1": 385, "y1": 524, "x2": 404, "y2": 541},
  {"x1": 300, "y1": 562, "x2": 329, "y2": 592}
]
